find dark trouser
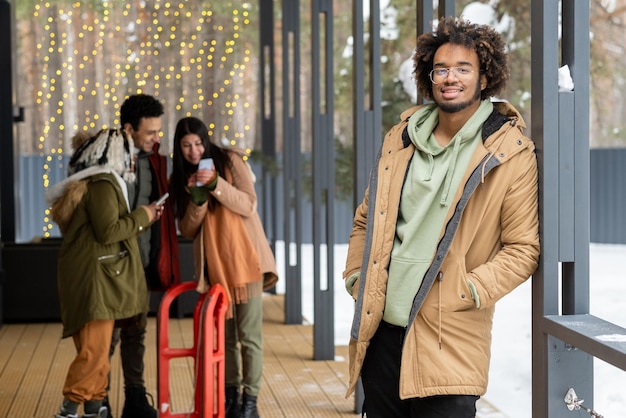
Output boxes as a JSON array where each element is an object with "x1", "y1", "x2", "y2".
[
  {"x1": 361, "y1": 320, "x2": 479, "y2": 418},
  {"x1": 109, "y1": 312, "x2": 147, "y2": 389}
]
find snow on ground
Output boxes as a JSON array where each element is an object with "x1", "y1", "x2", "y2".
[{"x1": 275, "y1": 242, "x2": 626, "y2": 417}]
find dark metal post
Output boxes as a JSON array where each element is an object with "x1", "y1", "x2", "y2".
[
  {"x1": 352, "y1": 0, "x2": 382, "y2": 411},
  {"x1": 416, "y1": 2, "x2": 433, "y2": 106},
  {"x1": 352, "y1": 0, "x2": 380, "y2": 205},
  {"x1": 0, "y1": 0, "x2": 17, "y2": 327},
  {"x1": 0, "y1": 0, "x2": 16, "y2": 244},
  {"x1": 259, "y1": 0, "x2": 278, "y2": 294},
  {"x1": 438, "y1": 0, "x2": 456, "y2": 19},
  {"x1": 281, "y1": 0, "x2": 304, "y2": 324},
  {"x1": 560, "y1": 0, "x2": 590, "y2": 316},
  {"x1": 311, "y1": 0, "x2": 335, "y2": 360},
  {"x1": 532, "y1": 1, "x2": 593, "y2": 416}
]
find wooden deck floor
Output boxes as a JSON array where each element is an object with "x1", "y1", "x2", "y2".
[{"x1": 0, "y1": 294, "x2": 506, "y2": 417}]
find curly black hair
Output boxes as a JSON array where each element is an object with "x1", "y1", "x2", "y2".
[
  {"x1": 119, "y1": 94, "x2": 164, "y2": 130},
  {"x1": 413, "y1": 16, "x2": 509, "y2": 101}
]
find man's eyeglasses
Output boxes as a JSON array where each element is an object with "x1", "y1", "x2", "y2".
[{"x1": 429, "y1": 66, "x2": 475, "y2": 84}]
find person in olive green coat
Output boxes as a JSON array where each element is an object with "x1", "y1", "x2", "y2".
[{"x1": 45, "y1": 128, "x2": 165, "y2": 418}]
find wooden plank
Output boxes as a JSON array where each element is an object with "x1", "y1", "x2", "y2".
[
  {"x1": 35, "y1": 324, "x2": 76, "y2": 417},
  {"x1": 0, "y1": 294, "x2": 508, "y2": 417},
  {"x1": 0, "y1": 323, "x2": 43, "y2": 417},
  {"x1": 11, "y1": 323, "x2": 62, "y2": 417},
  {"x1": 0, "y1": 324, "x2": 24, "y2": 380},
  {"x1": 259, "y1": 294, "x2": 355, "y2": 417},
  {"x1": 107, "y1": 337, "x2": 123, "y2": 417},
  {"x1": 0, "y1": 324, "x2": 26, "y2": 417}
]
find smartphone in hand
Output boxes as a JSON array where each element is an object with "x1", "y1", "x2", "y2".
[
  {"x1": 197, "y1": 158, "x2": 214, "y2": 186},
  {"x1": 198, "y1": 158, "x2": 214, "y2": 171},
  {"x1": 156, "y1": 192, "x2": 169, "y2": 205}
]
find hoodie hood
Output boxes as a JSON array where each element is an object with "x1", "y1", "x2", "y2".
[{"x1": 406, "y1": 100, "x2": 493, "y2": 205}]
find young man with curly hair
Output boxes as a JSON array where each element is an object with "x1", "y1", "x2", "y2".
[{"x1": 343, "y1": 16, "x2": 540, "y2": 417}]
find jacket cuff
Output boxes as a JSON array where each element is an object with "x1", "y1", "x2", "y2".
[
  {"x1": 188, "y1": 185, "x2": 210, "y2": 205},
  {"x1": 345, "y1": 272, "x2": 360, "y2": 299},
  {"x1": 206, "y1": 172, "x2": 219, "y2": 191},
  {"x1": 467, "y1": 279, "x2": 481, "y2": 308}
]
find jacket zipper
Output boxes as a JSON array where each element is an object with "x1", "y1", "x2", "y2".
[{"x1": 98, "y1": 250, "x2": 129, "y2": 261}]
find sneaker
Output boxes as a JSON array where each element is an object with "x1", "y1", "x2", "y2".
[
  {"x1": 82, "y1": 406, "x2": 108, "y2": 418},
  {"x1": 101, "y1": 396, "x2": 113, "y2": 418},
  {"x1": 55, "y1": 399, "x2": 79, "y2": 418}
]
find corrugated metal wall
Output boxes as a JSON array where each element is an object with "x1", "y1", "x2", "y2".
[
  {"x1": 17, "y1": 149, "x2": 625, "y2": 245},
  {"x1": 590, "y1": 148, "x2": 626, "y2": 244},
  {"x1": 18, "y1": 156, "x2": 68, "y2": 243},
  {"x1": 16, "y1": 156, "x2": 356, "y2": 244}
]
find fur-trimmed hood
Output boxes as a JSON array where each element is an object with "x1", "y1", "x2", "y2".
[
  {"x1": 46, "y1": 128, "x2": 134, "y2": 234},
  {"x1": 45, "y1": 166, "x2": 130, "y2": 234}
]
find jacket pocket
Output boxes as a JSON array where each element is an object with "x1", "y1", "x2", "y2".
[
  {"x1": 439, "y1": 259, "x2": 476, "y2": 312},
  {"x1": 98, "y1": 249, "x2": 130, "y2": 278}
]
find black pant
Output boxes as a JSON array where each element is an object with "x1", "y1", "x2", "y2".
[
  {"x1": 361, "y1": 321, "x2": 478, "y2": 418},
  {"x1": 109, "y1": 313, "x2": 147, "y2": 389}
]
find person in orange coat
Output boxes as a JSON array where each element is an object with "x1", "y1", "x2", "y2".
[{"x1": 169, "y1": 116, "x2": 278, "y2": 418}]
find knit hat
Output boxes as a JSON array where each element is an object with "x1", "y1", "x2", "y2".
[{"x1": 68, "y1": 128, "x2": 136, "y2": 182}]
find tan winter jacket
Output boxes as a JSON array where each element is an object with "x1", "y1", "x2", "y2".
[
  {"x1": 178, "y1": 150, "x2": 279, "y2": 303},
  {"x1": 344, "y1": 101, "x2": 540, "y2": 399}
]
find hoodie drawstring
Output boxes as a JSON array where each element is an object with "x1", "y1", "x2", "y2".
[{"x1": 424, "y1": 154, "x2": 434, "y2": 181}]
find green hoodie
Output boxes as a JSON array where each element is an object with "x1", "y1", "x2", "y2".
[{"x1": 383, "y1": 100, "x2": 493, "y2": 326}]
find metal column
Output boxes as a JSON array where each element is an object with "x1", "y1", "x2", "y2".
[
  {"x1": 0, "y1": 0, "x2": 16, "y2": 244},
  {"x1": 530, "y1": 1, "x2": 612, "y2": 416},
  {"x1": 311, "y1": 0, "x2": 335, "y2": 360},
  {"x1": 352, "y1": 0, "x2": 381, "y2": 203},
  {"x1": 259, "y1": 0, "x2": 279, "y2": 293},
  {"x1": 0, "y1": 0, "x2": 17, "y2": 328},
  {"x1": 281, "y1": 0, "x2": 304, "y2": 325},
  {"x1": 352, "y1": 0, "x2": 382, "y2": 410}
]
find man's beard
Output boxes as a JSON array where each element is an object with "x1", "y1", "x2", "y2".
[{"x1": 436, "y1": 78, "x2": 482, "y2": 114}]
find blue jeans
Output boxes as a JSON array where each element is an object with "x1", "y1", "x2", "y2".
[{"x1": 361, "y1": 320, "x2": 479, "y2": 418}]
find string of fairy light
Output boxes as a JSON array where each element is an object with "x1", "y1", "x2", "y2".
[{"x1": 35, "y1": 1, "x2": 254, "y2": 237}]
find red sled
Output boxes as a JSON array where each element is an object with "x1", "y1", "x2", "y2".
[{"x1": 157, "y1": 282, "x2": 228, "y2": 418}]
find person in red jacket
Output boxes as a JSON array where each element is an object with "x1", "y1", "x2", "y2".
[{"x1": 103, "y1": 94, "x2": 181, "y2": 418}]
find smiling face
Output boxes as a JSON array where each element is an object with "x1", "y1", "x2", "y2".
[
  {"x1": 125, "y1": 116, "x2": 162, "y2": 153},
  {"x1": 431, "y1": 43, "x2": 487, "y2": 115},
  {"x1": 179, "y1": 133, "x2": 205, "y2": 165}
]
